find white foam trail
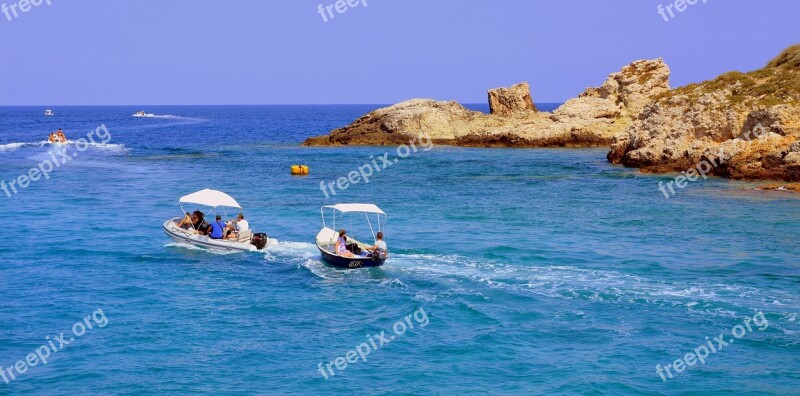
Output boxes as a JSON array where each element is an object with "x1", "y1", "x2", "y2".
[
  {"x1": 164, "y1": 242, "x2": 240, "y2": 255},
  {"x1": 33, "y1": 140, "x2": 127, "y2": 152},
  {"x1": 135, "y1": 114, "x2": 203, "y2": 121},
  {"x1": 0, "y1": 142, "x2": 26, "y2": 152},
  {"x1": 263, "y1": 240, "x2": 392, "y2": 281},
  {"x1": 83, "y1": 142, "x2": 127, "y2": 152},
  {"x1": 0, "y1": 140, "x2": 128, "y2": 152},
  {"x1": 254, "y1": 240, "x2": 800, "y2": 319}
]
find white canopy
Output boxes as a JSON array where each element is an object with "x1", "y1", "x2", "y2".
[
  {"x1": 323, "y1": 203, "x2": 385, "y2": 215},
  {"x1": 179, "y1": 189, "x2": 242, "y2": 208}
]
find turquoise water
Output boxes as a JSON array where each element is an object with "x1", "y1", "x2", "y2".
[{"x1": 1, "y1": 106, "x2": 799, "y2": 395}]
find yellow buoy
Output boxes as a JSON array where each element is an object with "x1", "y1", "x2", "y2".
[{"x1": 291, "y1": 165, "x2": 309, "y2": 175}]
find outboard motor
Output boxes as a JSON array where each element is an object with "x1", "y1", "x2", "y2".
[
  {"x1": 251, "y1": 233, "x2": 268, "y2": 250},
  {"x1": 372, "y1": 249, "x2": 388, "y2": 263}
]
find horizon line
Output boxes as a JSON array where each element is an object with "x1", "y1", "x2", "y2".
[{"x1": 0, "y1": 102, "x2": 566, "y2": 107}]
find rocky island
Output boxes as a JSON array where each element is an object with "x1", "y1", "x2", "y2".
[
  {"x1": 609, "y1": 45, "x2": 800, "y2": 182},
  {"x1": 304, "y1": 58, "x2": 671, "y2": 147},
  {"x1": 305, "y1": 45, "x2": 800, "y2": 182}
]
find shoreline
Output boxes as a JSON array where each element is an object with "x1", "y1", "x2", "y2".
[{"x1": 300, "y1": 141, "x2": 800, "y2": 193}]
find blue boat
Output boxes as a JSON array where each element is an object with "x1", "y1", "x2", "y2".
[{"x1": 315, "y1": 204, "x2": 388, "y2": 269}]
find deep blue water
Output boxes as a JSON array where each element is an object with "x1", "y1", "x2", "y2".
[{"x1": 1, "y1": 105, "x2": 799, "y2": 395}]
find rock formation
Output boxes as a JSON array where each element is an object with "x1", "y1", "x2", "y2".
[
  {"x1": 608, "y1": 45, "x2": 800, "y2": 181},
  {"x1": 304, "y1": 44, "x2": 800, "y2": 183},
  {"x1": 304, "y1": 59, "x2": 671, "y2": 147},
  {"x1": 488, "y1": 82, "x2": 537, "y2": 116}
]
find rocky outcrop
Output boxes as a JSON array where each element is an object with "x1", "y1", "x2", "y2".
[
  {"x1": 609, "y1": 45, "x2": 800, "y2": 181},
  {"x1": 488, "y1": 82, "x2": 537, "y2": 116},
  {"x1": 305, "y1": 45, "x2": 800, "y2": 182},
  {"x1": 304, "y1": 59, "x2": 671, "y2": 147}
]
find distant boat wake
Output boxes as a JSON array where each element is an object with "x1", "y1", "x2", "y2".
[
  {"x1": 0, "y1": 142, "x2": 27, "y2": 152},
  {"x1": 0, "y1": 141, "x2": 127, "y2": 153},
  {"x1": 134, "y1": 114, "x2": 199, "y2": 120},
  {"x1": 137, "y1": 114, "x2": 177, "y2": 119}
]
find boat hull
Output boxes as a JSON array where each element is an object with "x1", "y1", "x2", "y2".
[
  {"x1": 163, "y1": 219, "x2": 257, "y2": 253},
  {"x1": 316, "y1": 242, "x2": 385, "y2": 269}
]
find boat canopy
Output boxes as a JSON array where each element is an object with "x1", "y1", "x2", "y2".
[
  {"x1": 179, "y1": 189, "x2": 242, "y2": 209},
  {"x1": 323, "y1": 204, "x2": 385, "y2": 215}
]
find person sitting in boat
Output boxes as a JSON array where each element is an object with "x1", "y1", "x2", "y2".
[
  {"x1": 176, "y1": 212, "x2": 193, "y2": 229},
  {"x1": 56, "y1": 128, "x2": 66, "y2": 143},
  {"x1": 226, "y1": 213, "x2": 249, "y2": 240},
  {"x1": 208, "y1": 215, "x2": 228, "y2": 240},
  {"x1": 365, "y1": 232, "x2": 388, "y2": 257},
  {"x1": 336, "y1": 229, "x2": 354, "y2": 257},
  {"x1": 193, "y1": 211, "x2": 210, "y2": 235}
]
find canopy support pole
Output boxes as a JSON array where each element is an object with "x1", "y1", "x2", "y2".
[{"x1": 365, "y1": 212, "x2": 376, "y2": 243}]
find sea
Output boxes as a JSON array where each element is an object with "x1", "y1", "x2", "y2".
[{"x1": 0, "y1": 105, "x2": 798, "y2": 395}]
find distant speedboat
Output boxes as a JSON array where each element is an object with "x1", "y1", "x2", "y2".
[
  {"x1": 44, "y1": 109, "x2": 54, "y2": 116},
  {"x1": 315, "y1": 204, "x2": 388, "y2": 268},
  {"x1": 163, "y1": 189, "x2": 269, "y2": 253},
  {"x1": 132, "y1": 110, "x2": 154, "y2": 117}
]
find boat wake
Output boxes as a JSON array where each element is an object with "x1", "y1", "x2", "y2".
[
  {"x1": 164, "y1": 242, "x2": 242, "y2": 255},
  {"x1": 164, "y1": 237, "x2": 279, "y2": 256},
  {"x1": 0, "y1": 141, "x2": 127, "y2": 154},
  {"x1": 134, "y1": 114, "x2": 203, "y2": 121},
  {"x1": 0, "y1": 142, "x2": 27, "y2": 152},
  {"x1": 394, "y1": 253, "x2": 800, "y2": 318},
  {"x1": 263, "y1": 241, "x2": 800, "y2": 320},
  {"x1": 138, "y1": 114, "x2": 174, "y2": 119}
]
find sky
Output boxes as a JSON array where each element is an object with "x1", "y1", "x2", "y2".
[{"x1": 0, "y1": 0, "x2": 798, "y2": 105}]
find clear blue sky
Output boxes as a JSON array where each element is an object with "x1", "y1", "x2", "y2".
[{"x1": 1, "y1": 0, "x2": 797, "y2": 105}]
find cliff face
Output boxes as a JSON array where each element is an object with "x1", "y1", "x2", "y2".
[
  {"x1": 303, "y1": 59, "x2": 671, "y2": 147},
  {"x1": 608, "y1": 45, "x2": 800, "y2": 181}
]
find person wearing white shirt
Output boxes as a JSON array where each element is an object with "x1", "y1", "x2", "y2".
[
  {"x1": 227, "y1": 213, "x2": 250, "y2": 240},
  {"x1": 236, "y1": 214, "x2": 249, "y2": 232},
  {"x1": 366, "y1": 232, "x2": 388, "y2": 257}
]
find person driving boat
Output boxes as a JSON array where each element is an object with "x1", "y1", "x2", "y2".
[
  {"x1": 365, "y1": 232, "x2": 388, "y2": 257},
  {"x1": 226, "y1": 213, "x2": 249, "y2": 240}
]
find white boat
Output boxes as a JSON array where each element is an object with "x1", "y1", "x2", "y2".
[
  {"x1": 132, "y1": 110, "x2": 154, "y2": 117},
  {"x1": 315, "y1": 204, "x2": 388, "y2": 268},
  {"x1": 163, "y1": 189, "x2": 268, "y2": 253},
  {"x1": 44, "y1": 109, "x2": 54, "y2": 116}
]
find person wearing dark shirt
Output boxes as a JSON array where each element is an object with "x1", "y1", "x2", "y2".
[{"x1": 193, "y1": 211, "x2": 210, "y2": 235}]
